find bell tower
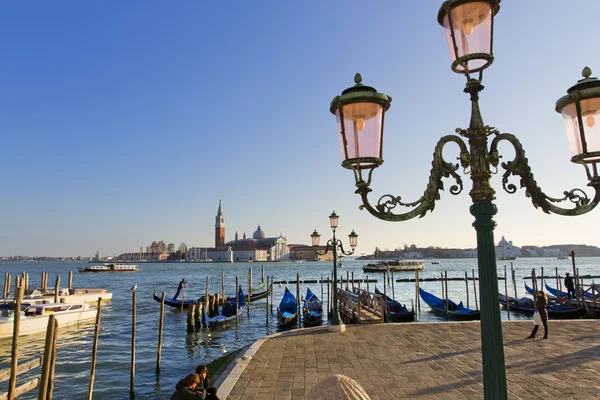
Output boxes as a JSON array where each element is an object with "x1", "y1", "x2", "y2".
[{"x1": 215, "y1": 200, "x2": 225, "y2": 248}]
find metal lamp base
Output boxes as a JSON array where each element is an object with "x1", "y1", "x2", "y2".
[{"x1": 328, "y1": 323, "x2": 346, "y2": 332}]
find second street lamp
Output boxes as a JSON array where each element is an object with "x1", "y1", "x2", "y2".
[
  {"x1": 311, "y1": 212, "x2": 358, "y2": 332},
  {"x1": 329, "y1": 1, "x2": 600, "y2": 399}
]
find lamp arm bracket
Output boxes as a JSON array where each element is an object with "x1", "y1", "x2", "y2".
[
  {"x1": 355, "y1": 135, "x2": 469, "y2": 221},
  {"x1": 490, "y1": 132, "x2": 600, "y2": 216}
]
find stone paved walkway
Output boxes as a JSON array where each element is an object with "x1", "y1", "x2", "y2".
[{"x1": 217, "y1": 320, "x2": 600, "y2": 399}]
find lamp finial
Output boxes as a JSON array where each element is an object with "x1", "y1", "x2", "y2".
[
  {"x1": 582, "y1": 66, "x2": 592, "y2": 79},
  {"x1": 354, "y1": 73, "x2": 362, "y2": 84}
]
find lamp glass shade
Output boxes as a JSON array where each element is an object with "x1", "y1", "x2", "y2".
[
  {"x1": 311, "y1": 230, "x2": 321, "y2": 247},
  {"x1": 562, "y1": 98, "x2": 600, "y2": 160},
  {"x1": 443, "y1": 1, "x2": 493, "y2": 73},
  {"x1": 348, "y1": 230, "x2": 358, "y2": 248},
  {"x1": 329, "y1": 212, "x2": 339, "y2": 229},
  {"x1": 336, "y1": 102, "x2": 383, "y2": 168}
]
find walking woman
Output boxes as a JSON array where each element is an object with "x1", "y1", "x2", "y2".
[{"x1": 528, "y1": 290, "x2": 548, "y2": 339}]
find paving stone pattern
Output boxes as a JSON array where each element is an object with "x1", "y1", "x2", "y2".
[{"x1": 225, "y1": 320, "x2": 600, "y2": 399}]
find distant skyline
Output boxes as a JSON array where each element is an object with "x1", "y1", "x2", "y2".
[{"x1": 2, "y1": 1, "x2": 600, "y2": 257}]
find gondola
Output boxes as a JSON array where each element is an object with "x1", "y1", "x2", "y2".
[
  {"x1": 153, "y1": 282, "x2": 267, "y2": 309},
  {"x1": 302, "y1": 287, "x2": 323, "y2": 326},
  {"x1": 419, "y1": 288, "x2": 480, "y2": 321},
  {"x1": 277, "y1": 287, "x2": 298, "y2": 327},
  {"x1": 524, "y1": 283, "x2": 555, "y2": 299},
  {"x1": 208, "y1": 285, "x2": 246, "y2": 326},
  {"x1": 374, "y1": 288, "x2": 415, "y2": 322},
  {"x1": 499, "y1": 293, "x2": 586, "y2": 319},
  {"x1": 153, "y1": 291, "x2": 204, "y2": 309},
  {"x1": 545, "y1": 283, "x2": 592, "y2": 300}
]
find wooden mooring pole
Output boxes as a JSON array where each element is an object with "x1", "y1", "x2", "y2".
[
  {"x1": 221, "y1": 272, "x2": 225, "y2": 305},
  {"x1": 38, "y1": 314, "x2": 57, "y2": 400},
  {"x1": 504, "y1": 265, "x2": 510, "y2": 320},
  {"x1": 261, "y1": 265, "x2": 264, "y2": 284},
  {"x1": 68, "y1": 270, "x2": 73, "y2": 291},
  {"x1": 266, "y1": 276, "x2": 269, "y2": 327},
  {"x1": 46, "y1": 317, "x2": 58, "y2": 400},
  {"x1": 465, "y1": 271, "x2": 470, "y2": 309},
  {"x1": 8, "y1": 277, "x2": 23, "y2": 400},
  {"x1": 187, "y1": 305, "x2": 195, "y2": 333},
  {"x1": 87, "y1": 298, "x2": 103, "y2": 400},
  {"x1": 472, "y1": 269, "x2": 478, "y2": 310},
  {"x1": 2, "y1": 272, "x2": 8, "y2": 298},
  {"x1": 130, "y1": 291, "x2": 136, "y2": 399},
  {"x1": 248, "y1": 268, "x2": 252, "y2": 307},
  {"x1": 54, "y1": 276, "x2": 60, "y2": 303},
  {"x1": 444, "y1": 272, "x2": 449, "y2": 320},
  {"x1": 511, "y1": 263, "x2": 517, "y2": 300},
  {"x1": 415, "y1": 270, "x2": 420, "y2": 314},
  {"x1": 156, "y1": 292, "x2": 165, "y2": 374},
  {"x1": 270, "y1": 276, "x2": 274, "y2": 314},
  {"x1": 235, "y1": 275, "x2": 239, "y2": 322},
  {"x1": 296, "y1": 273, "x2": 301, "y2": 324}
]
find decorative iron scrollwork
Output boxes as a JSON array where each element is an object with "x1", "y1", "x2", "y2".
[
  {"x1": 355, "y1": 135, "x2": 469, "y2": 221},
  {"x1": 490, "y1": 133, "x2": 600, "y2": 216}
]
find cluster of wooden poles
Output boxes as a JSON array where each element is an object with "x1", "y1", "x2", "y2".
[
  {"x1": 3, "y1": 271, "x2": 75, "y2": 304},
  {"x1": 1, "y1": 272, "x2": 104, "y2": 400}
]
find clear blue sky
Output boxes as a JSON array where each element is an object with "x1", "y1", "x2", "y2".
[{"x1": 1, "y1": 1, "x2": 600, "y2": 257}]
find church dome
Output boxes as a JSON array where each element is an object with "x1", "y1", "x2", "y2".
[
  {"x1": 498, "y1": 236, "x2": 509, "y2": 246},
  {"x1": 253, "y1": 225, "x2": 266, "y2": 239}
]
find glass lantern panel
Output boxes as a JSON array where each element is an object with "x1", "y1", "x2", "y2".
[
  {"x1": 562, "y1": 99, "x2": 600, "y2": 160},
  {"x1": 336, "y1": 102, "x2": 383, "y2": 165},
  {"x1": 311, "y1": 234, "x2": 320, "y2": 247},
  {"x1": 443, "y1": 1, "x2": 493, "y2": 72},
  {"x1": 581, "y1": 98, "x2": 600, "y2": 157}
]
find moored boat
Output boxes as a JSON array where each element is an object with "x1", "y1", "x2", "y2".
[
  {"x1": 419, "y1": 288, "x2": 480, "y2": 321},
  {"x1": 374, "y1": 287, "x2": 415, "y2": 322},
  {"x1": 1, "y1": 288, "x2": 112, "y2": 306},
  {"x1": 0, "y1": 302, "x2": 97, "y2": 339},
  {"x1": 208, "y1": 286, "x2": 245, "y2": 326},
  {"x1": 545, "y1": 283, "x2": 593, "y2": 300},
  {"x1": 362, "y1": 260, "x2": 425, "y2": 273},
  {"x1": 78, "y1": 263, "x2": 139, "y2": 273},
  {"x1": 153, "y1": 282, "x2": 267, "y2": 309},
  {"x1": 499, "y1": 293, "x2": 586, "y2": 319},
  {"x1": 302, "y1": 287, "x2": 322, "y2": 326},
  {"x1": 277, "y1": 287, "x2": 298, "y2": 327}
]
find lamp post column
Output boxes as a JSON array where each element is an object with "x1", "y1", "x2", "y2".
[
  {"x1": 329, "y1": 229, "x2": 344, "y2": 331},
  {"x1": 471, "y1": 200, "x2": 507, "y2": 399}
]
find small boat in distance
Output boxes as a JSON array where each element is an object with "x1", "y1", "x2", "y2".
[
  {"x1": 0, "y1": 303, "x2": 97, "y2": 339},
  {"x1": 78, "y1": 263, "x2": 139, "y2": 273},
  {"x1": 362, "y1": 260, "x2": 425, "y2": 273}
]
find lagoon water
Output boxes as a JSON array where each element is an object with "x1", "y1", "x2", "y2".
[{"x1": 0, "y1": 257, "x2": 598, "y2": 399}]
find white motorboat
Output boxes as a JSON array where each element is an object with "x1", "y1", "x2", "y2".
[
  {"x1": 362, "y1": 259, "x2": 425, "y2": 272},
  {"x1": 78, "y1": 263, "x2": 139, "y2": 273},
  {"x1": 0, "y1": 303, "x2": 97, "y2": 339}
]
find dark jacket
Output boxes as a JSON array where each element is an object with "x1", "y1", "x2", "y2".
[
  {"x1": 170, "y1": 379, "x2": 206, "y2": 400},
  {"x1": 564, "y1": 276, "x2": 574, "y2": 289},
  {"x1": 535, "y1": 296, "x2": 548, "y2": 322}
]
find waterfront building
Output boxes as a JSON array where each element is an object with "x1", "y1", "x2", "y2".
[
  {"x1": 288, "y1": 244, "x2": 331, "y2": 261},
  {"x1": 495, "y1": 236, "x2": 521, "y2": 259},
  {"x1": 226, "y1": 226, "x2": 288, "y2": 261},
  {"x1": 463, "y1": 249, "x2": 478, "y2": 258}
]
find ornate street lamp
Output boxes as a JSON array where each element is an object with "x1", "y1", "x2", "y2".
[
  {"x1": 311, "y1": 212, "x2": 358, "y2": 332},
  {"x1": 329, "y1": 1, "x2": 600, "y2": 398}
]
